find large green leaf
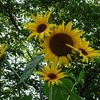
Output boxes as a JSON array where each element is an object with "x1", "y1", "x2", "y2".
[
  {"x1": 68, "y1": 73, "x2": 77, "y2": 82},
  {"x1": 19, "y1": 55, "x2": 43, "y2": 83},
  {"x1": 60, "y1": 78, "x2": 74, "y2": 90},
  {"x1": 54, "y1": 85, "x2": 81, "y2": 100},
  {"x1": 43, "y1": 78, "x2": 81, "y2": 100},
  {"x1": 43, "y1": 78, "x2": 74, "y2": 97},
  {"x1": 43, "y1": 83, "x2": 49, "y2": 96}
]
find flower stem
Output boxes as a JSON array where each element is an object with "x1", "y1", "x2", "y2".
[
  {"x1": 66, "y1": 83, "x2": 77, "y2": 100},
  {"x1": 39, "y1": 80, "x2": 43, "y2": 100},
  {"x1": 49, "y1": 84, "x2": 53, "y2": 100}
]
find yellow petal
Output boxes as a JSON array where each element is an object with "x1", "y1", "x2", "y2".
[
  {"x1": 26, "y1": 33, "x2": 35, "y2": 40},
  {"x1": 65, "y1": 21, "x2": 72, "y2": 33}
]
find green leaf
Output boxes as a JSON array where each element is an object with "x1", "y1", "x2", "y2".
[
  {"x1": 43, "y1": 79, "x2": 74, "y2": 99},
  {"x1": 78, "y1": 70, "x2": 85, "y2": 83},
  {"x1": 61, "y1": 78, "x2": 74, "y2": 90},
  {"x1": 53, "y1": 78, "x2": 81, "y2": 100},
  {"x1": 19, "y1": 55, "x2": 43, "y2": 83},
  {"x1": 68, "y1": 73, "x2": 76, "y2": 82},
  {"x1": 94, "y1": 57, "x2": 100, "y2": 63},
  {"x1": 54, "y1": 85, "x2": 81, "y2": 100},
  {"x1": 43, "y1": 83, "x2": 49, "y2": 96}
]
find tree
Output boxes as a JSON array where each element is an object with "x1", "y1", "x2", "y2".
[{"x1": 0, "y1": 0, "x2": 100, "y2": 100}]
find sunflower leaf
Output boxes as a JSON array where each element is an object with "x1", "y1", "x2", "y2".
[
  {"x1": 78, "y1": 69, "x2": 85, "y2": 83},
  {"x1": 54, "y1": 85, "x2": 81, "y2": 100},
  {"x1": 60, "y1": 78, "x2": 74, "y2": 90},
  {"x1": 53, "y1": 78, "x2": 81, "y2": 100},
  {"x1": 19, "y1": 55, "x2": 43, "y2": 83},
  {"x1": 43, "y1": 83, "x2": 49, "y2": 96},
  {"x1": 68, "y1": 73, "x2": 77, "y2": 82}
]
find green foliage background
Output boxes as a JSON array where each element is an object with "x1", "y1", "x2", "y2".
[{"x1": 0, "y1": 0, "x2": 100, "y2": 100}]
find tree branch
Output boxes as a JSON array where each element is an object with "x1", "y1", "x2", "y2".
[
  {"x1": 79, "y1": 69, "x2": 100, "y2": 96},
  {"x1": 0, "y1": 1, "x2": 20, "y2": 32}
]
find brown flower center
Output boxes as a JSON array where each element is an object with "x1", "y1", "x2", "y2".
[
  {"x1": 79, "y1": 48, "x2": 88, "y2": 55},
  {"x1": 37, "y1": 24, "x2": 47, "y2": 33},
  {"x1": 49, "y1": 33, "x2": 73, "y2": 57},
  {"x1": 48, "y1": 73, "x2": 57, "y2": 80}
]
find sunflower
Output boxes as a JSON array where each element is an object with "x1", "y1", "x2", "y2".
[
  {"x1": 0, "y1": 44, "x2": 6, "y2": 59},
  {"x1": 24, "y1": 11, "x2": 56, "y2": 40},
  {"x1": 40, "y1": 21, "x2": 83, "y2": 67},
  {"x1": 74, "y1": 38, "x2": 100, "y2": 63},
  {"x1": 37, "y1": 65, "x2": 66, "y2": 86}
]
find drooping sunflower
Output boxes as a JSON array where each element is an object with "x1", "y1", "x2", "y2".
[
  {"x1": 0, "y1": 44, "x2": 6, "y2": 59},
  {"x1": 24, "y1": 11, "x2": 56, "y2": 40},
  {"x1": 40, "y1": 21, "x2": 84, "y2": 67},
  {"x1": 37, "y1": 65, "x2": 66, "y2": 86},
  {"x1": 74, "y1": 38, "x2": 100, "y2": 63}
]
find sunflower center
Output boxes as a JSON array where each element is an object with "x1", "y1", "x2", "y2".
[
  {"x1": 79, "y1": 48, "x2": 88, "y2": 55},
  {"x1": 49, "y1": 33, "x2": 73, "y2": 57},
  {"x1": 48, "y1": 73, "x2": 57, "y2": 80},
  {"x1": 37, "y1": 24, "x2": 47, "y2": 33}
]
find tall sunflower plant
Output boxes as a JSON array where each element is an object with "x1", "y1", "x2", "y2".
[{"x1": 21, "y1": 10, "x2": 100, "y2": 100}]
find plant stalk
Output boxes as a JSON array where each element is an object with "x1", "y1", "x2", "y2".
[
  {"x1": 66, "y1": 83, "x2": 77, "y2": 100},
  {"x1": 49, "y1": 84, "x2": 53, "y2": 100}
]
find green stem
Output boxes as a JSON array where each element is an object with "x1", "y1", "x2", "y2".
[
  {"x1": 49, "y1": 84, "x2": 53, "y2": 100},
  {"x1": 66, "y1": 83, "x2": 77, "y2": 100}
]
